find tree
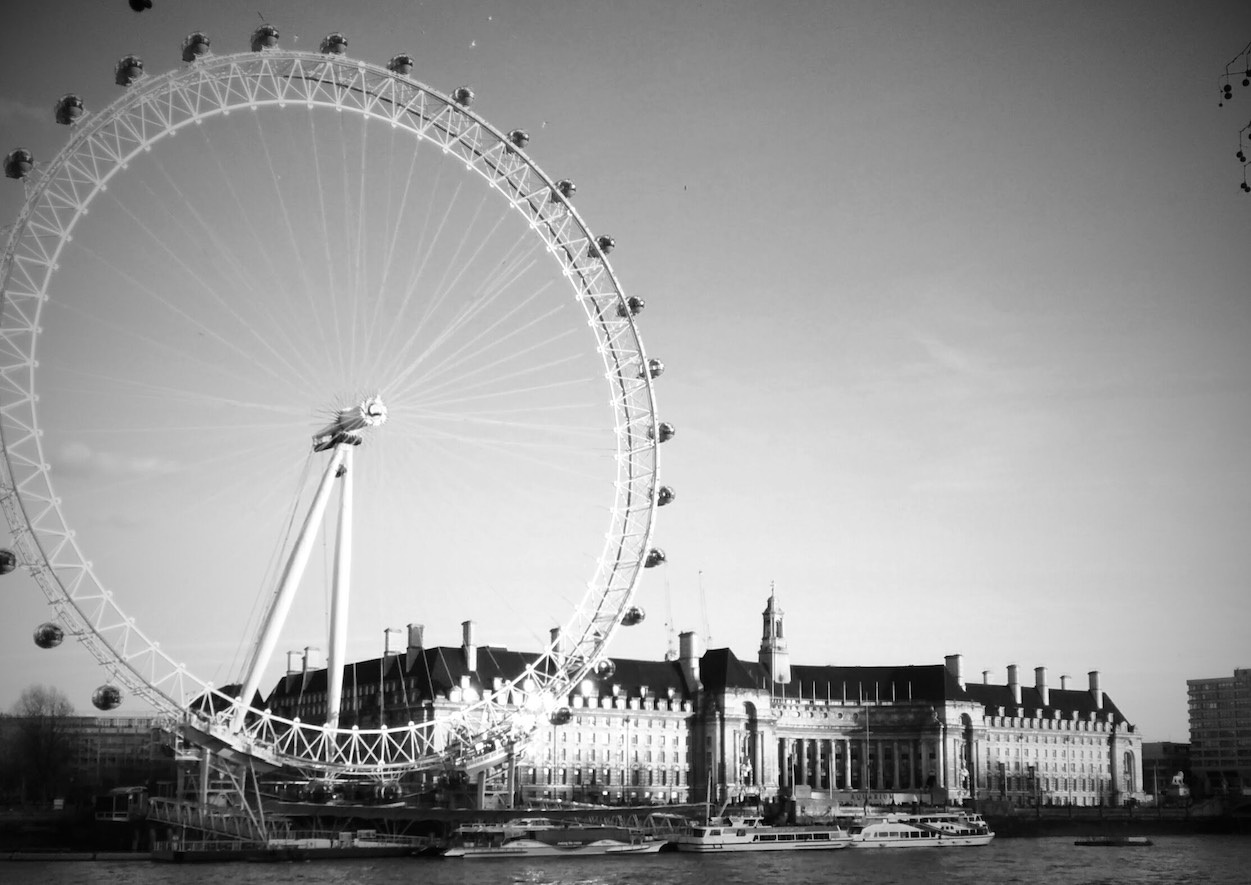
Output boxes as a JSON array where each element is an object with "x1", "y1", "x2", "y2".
[{"x1": 5, "y1": 684, "x2": 76, "y2": 804}]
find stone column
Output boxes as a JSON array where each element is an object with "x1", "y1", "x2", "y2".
[
  {"x1": 843, "y1": 738, "x2": 852, "y2": 789},
  {"x1": 892, "y1": 740, "x2": 900, "y2": 791},
  {"x1": 798, "y1": 738, "x2": 808, "y2": 787}
]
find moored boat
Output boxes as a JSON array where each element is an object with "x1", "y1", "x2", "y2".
[
  {"x1": 675, "y1": 812, "x2": 851, "y2": 852},
  {"x1": 443, "y1": 817, "x2": 664, "y2": 858},
  {"x1": 847, "y1": 811, "x2": 994, "y2": 848},
  {"x1": 1074, "y1": 835, "x2": 1153, "y2": 847}
]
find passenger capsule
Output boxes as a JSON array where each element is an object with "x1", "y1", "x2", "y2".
[
  {"x1": 34, "y1": 623, "x2": 64, "y2": 649},
  {"x1": 129, "y1": 0, "x2": 152, "y2": 10},
  {"x1": 553, "y1": 179, "x2": 576, "y2": 201},
  {"x1": 388, "y1": 54, "x2": 414, "y2": 75},
  {"x1": 650, "y1": 422, "x2": 676, "y2": 443},
  {"x1": 640, "y1": 358, "x2": 664, "y2": 380},
  {"x1": 181, "y1": 33, "x2": 211, "y2": 62},
  {"x1": 320, "y1": 33, "x2": 348, "y2": 55},
  {"x1": 452, "y1": 86, "x2": 474, "y2": 106},
  {"x1": 92, "y1": 684, "x2": 123, "y2": 711},
  {"x1": 616, "y1": 296, "x2": 645, "y2": 318},
  {"x1": 54, "y1": 94, "x2": 85, "y2": 125},
  {"x1": 589, "y1": 235, "x2": 615, "y2": 258},
  {"x1": 657, "y1": 486, "x2": 676, "y2": 506},
  {"x1": 508, "y1": 129, "x2": 530, "y2": 149},
  {"x1": 251, "y1": 25, "x2": 280, "y2": 51},
  {"x1": 0, "y1": 547, "x2": 17, "y2": 573},
  {"x1": 550, "y1": 706, "x2": 573, "y2": 726},
  {"x1": 644, "y1": 548, "x2": 666, "y2": 568},
  {"x1": 621, "y1": 606, "x2": 646, "y2": 626},
  {"x1": 594, "y1": 658, "x2": 616, "y2": 679},
  {"x1": 114, "y1": 56, "x2": 144, "y2": 87}
]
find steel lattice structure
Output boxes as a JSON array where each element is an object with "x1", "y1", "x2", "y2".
[{"x1": 0, "y1": 47, "x2": 666, "y2": 778}]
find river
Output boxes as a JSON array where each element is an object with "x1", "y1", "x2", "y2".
[{"x1": 3, "y1": 837, "x2": 1249, "y2": 885}]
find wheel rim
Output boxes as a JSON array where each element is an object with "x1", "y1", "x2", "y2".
[{"x1": 0, "y1": 49, "x2": 663, "y2": 776}]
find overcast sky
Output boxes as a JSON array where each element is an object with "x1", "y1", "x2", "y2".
[{"x1": 2, "y1": 1, "x2": 1249, "y2": 744}]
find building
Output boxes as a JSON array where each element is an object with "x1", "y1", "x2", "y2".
[
  {"x1": 263, "y1": 591, "x2": 1144, "y2": 809},
  {"x1": 1187, "y1": 668, "x2": 1251, "y2": 795},
  {"x1": 0, "y1": 713, "x2": 170, "y2": 802}
]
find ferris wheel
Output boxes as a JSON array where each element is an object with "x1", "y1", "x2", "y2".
[{"x1": 0, "y1": 26, "x2": 673, "y2": 780}]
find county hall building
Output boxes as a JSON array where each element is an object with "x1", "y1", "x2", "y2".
[{"x1": 263, "y1": 591, "x2": 1143, "y2": 810}]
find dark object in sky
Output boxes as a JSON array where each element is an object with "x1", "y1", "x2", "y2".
[
  {"x1": 34, "y1": 623, "x2": 64, "y2": 649},
  {"x1": 129, "y1": 0, "x2": 152, "y2": 11},
  {"x1": 641, "y1": 358, "x2": 664, "y2": 380},
  {"x1": 114, "y1": 55, "x2": 144, "y2": 87},
  {"x1": 589, "y1": 234, "x2": 615, "y2": 258},
  {"x1": 553, "y1": 179, "x2": 576, "y2": 201},
  {"x1": 645, "y1": 548, "x2": 666, "y2": 568},
  {"x1": 320, "y1": 33, "x2": 348, "y2": 55},
  {"x1": 452, "y1": 85, "x2": 474, "y2": 107},
  {"x1": 657, "y1": 485, "x2": 676, "y2": 506},
  {"x1": 54, "y1": 94, "x2": 85, "y2": 125},
  {"x1": 387, "y1": 54, "x2": 414, "y2": 75},
  {"x1": 93, "y1": 684, "x2": 123, "y2": 711},
  {"x1": 508, "y1": 129, "x2": 530, "y2": 150},
  {"x1": 182, "y1": 32, "x2": 211, "y2": 63},
  {"x1": 617, "y1": 296, "x2": 645, "y2": 318},
  {"x1": 251, "y1": 24, "x2": 280, "y2": 52},
  {"x1": 0, "y1": 547, "x2": 17, "y2": 572},
  {"x1": 594, "y1": 658, "x2": 616, "y2": 679},
  {"x1": 650, "y1": 421, "x2": 676, "y2": 443},
  {"x1": 621, "y1": 605, "x2": 647, "y2": 626}
]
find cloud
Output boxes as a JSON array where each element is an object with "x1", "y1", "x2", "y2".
[
  {"x1": 0, "y1": 97, "x2": 47, "y2": 126},
  {"x1": 56, "y1": 441, "x2": 180, "y2": 478}
]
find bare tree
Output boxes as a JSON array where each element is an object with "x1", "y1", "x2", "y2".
[{"x1": 5, "y1": 684, "x2": 76, "y2": 804}]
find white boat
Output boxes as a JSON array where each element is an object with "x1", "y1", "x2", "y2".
[
  {"x1": 676, "y1": 812, "x2": 851, "y2": 852},
  {"x1": 443, "y1": 817, "x2": 665, "y2": 858},
  {"x1": 847, "y1": 811, "x2": 995, "y2": 848}
]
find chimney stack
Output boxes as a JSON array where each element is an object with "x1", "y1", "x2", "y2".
[
  {"x1": 944, "y1": 654, "x2": 965, "y2": 690},
  {"x1": 406, "y1": 623, "x2": 425, "y2": 669},
  {"x1": 1035, "y1": 666, "x2": 1049, "y2": 707},
  {"x1": 679, "y1": 631, "x2": 703, "y2": 693},
  {"x1": 287, "y1": 650, "x2": 303, "y2": 676},
  {"x1": 1007, "y1": 664, "x2": 1021, "y2": 705},
  {"x1": 462, "y1": 620, "x2": 477, "y2": 671},
  {"x1": 1060, "y1": 674, "x2": 1071, "y2": 690},
  {"x1": 1089, "y1": 670, "x2": 1103, "y2": 710}
]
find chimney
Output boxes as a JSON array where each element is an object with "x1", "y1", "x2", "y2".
[
  {"x1": 1007, "y1": 664, "x2": 1021, "y2": 705},
  {"x1": 303, "y1": 646, "x2": 323, "y2": 672},
  {"x1": 462, "y1": 620, "x2": 477, "y2": 671},
  {"x1": 286, "y1": 651, "x2": 303, "y2": 676},
  {"x1": 1060, "y1": 674, "x2": 1071, "y2": 690},
  {"x1": 1035, "y1": 666, "x2": 1049, "y2": 707},
  {"x1": 384, "y1": 627, "x2": 404, "y2": 656},
  {"x1": 944, "y1": 654, "x2": 965, "y2": 690},
  {"x1": 1089, "y1": 670, "x2": 1103, "y2": 710},
  {"x1": 679, "y1": 631, "x2": 703, "y2": 693},
  {"x1": 982, "y1": 669, "x2": 992, "y2": 685},
  {"x1": 406, "y1": 623, "x2": 425, "y2": 669}
]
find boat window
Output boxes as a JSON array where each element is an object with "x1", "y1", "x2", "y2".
[
  {"x1": 736, "y1": 829, "x2": 747, "y2": 837},
  {"x1": 814, "y1": 833, "x2": 829, "y2": 841}
]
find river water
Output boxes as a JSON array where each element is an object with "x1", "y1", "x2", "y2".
[{"x1": 4, "y1": 837, "x2": 1249, "y2": 885}]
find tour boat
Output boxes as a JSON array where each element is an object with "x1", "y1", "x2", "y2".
[
  {"x1": 847, "y1": 811, "x2": 995, "y2": 848},
  {"x1": 675, "y1": 812, "x2": 851, "y2": 852},
  {"x1": 443, "y1": 817, "x2": 665, "y2": 858}
]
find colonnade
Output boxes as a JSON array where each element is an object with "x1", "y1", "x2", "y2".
[{"x1": 774, "y1": 735, "x2": 948, "y2": 792}]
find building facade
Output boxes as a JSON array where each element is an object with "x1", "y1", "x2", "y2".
[
  {"x1": 263, "y1": 593, "x2": 1144, "y2": 809},
  {"x1": 1187, "y1": 668, "x2": 1251, "y2": 795}
]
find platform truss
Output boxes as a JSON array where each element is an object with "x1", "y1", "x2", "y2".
[{"x1": 0, "y1": 50, "x2": 661, "y2": 778}]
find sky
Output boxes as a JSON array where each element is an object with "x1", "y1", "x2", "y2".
[{"x1": 1, "y1": 1, "x2": 1249, "y2": 745}]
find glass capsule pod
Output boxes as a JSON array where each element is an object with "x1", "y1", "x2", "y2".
[
  {"x1": 388, "y1": 54, "x2": 414, "y2": 75},
  {"x1": 251, "y1": 25, "x2": 280, "y2": 51},
  {"x1": 0, "y1": 547, "x2": 17, "y2": 573},
  {"x1": 320, "y1": 33, "x2": 348, "y2": 55},
  {"x1": 650, "y1": 422, "x2": 676, "y2": 443},
  {"x1": 92, "y1": 684, "x2": 123, "y2": 711},
  {"x1": 641, "y1": 358, "x2": 664, "y2": 379},
  {"x1": 34, "y1": 623, "x2": 64, "y2": 648},
  {"x1": 452, "y1": 86, "x2": 474, "y2": 106},
  {"x1": 621, "y1": 605, "x2": 646, "y2": 626},
  {"x1": 182, "y1": 33, "x2": 211, "y2": 63},
  {"x1": 114, "y1": 56, "x2": 144, "y2": 87},
  {"x1": 617, "y1": 296, "x2": 645, "y2": 318},
  {"x1": 657, "y1": 485, "x2": 676, "y2": 506},
  {"x1": 644, "y1": 548, "x2": 666, "y2": 568},
  {"x1": 54, "y1": 94, "x2": 85, "y2": 125}
]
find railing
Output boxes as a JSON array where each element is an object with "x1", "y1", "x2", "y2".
[{"x1": 146, "y1": 797, "x2": 270, "y2": 845}]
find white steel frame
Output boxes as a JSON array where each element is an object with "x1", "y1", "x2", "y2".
[{"x1": 0, "y1": 48, "x2": 662, "y2": 777}]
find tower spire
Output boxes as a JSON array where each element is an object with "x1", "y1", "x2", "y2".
[{"x1": 759, "y1": 582, "x2": 790, "y2": 684}]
